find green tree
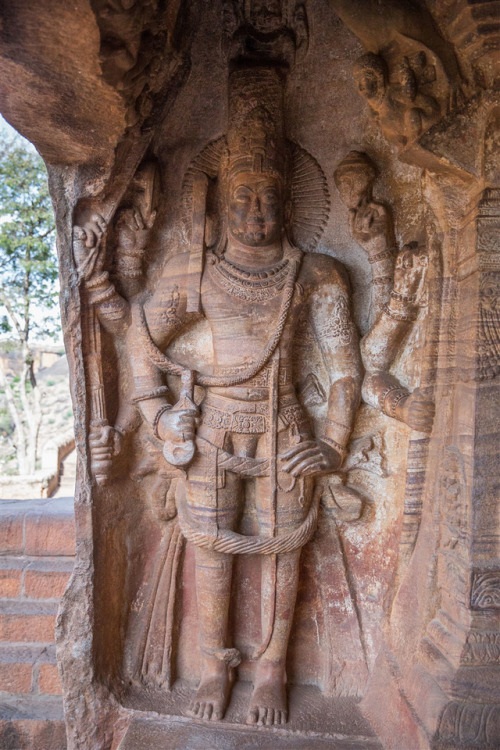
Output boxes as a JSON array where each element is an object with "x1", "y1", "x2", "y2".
[{"x1": 0, "y1": 131, "x2": 59, "y2": 474}]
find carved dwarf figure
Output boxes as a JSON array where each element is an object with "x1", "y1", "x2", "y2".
[
  {"x1": 334, "y1": 150, "x2": 395, "y2": 325},
  {"x1": 353, "y1": 52, "x2": 440, "y2": 148},
  {"x1": 127, "y1": 66, "x2": 362, "y2": 725}
]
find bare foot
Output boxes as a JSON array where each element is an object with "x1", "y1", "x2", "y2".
[
  {"x1": 187, "y1": 659, "x2": 231, "y2": 722},
  {"x1": 246, "y1": 660, "x2": 288, "y2": 726}
]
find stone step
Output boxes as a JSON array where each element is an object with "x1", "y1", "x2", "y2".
[
  {"x1": 0, "y1": 497, "x2": 75, "y2": 556},
  {"x1": 121, "y1": 682, "x2": 383, "y2": 749},
  {"x1": 0, "y1": 695, "x2": 66, "y2": 750}
]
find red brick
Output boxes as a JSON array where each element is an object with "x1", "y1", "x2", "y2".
[
  {"x1": 0, "y1": 614, "x2": 56, "y2": 642},
  {"x1": 24, "y1": 513, "x2": 75, "y2": 556},
  {"x1": 0, "y1": 569, "x2": 22, "y2": 598},
  {"x1": 0, "y1": 719, "x2": 66, "y2": 750},
  {"x1": 38, "y1": 663, "x2": 61, "y2": 695},
  {"x1": 0, "y1": 515, "x2": 24, "y2": 553},
  {"x1": 24, "y1": 570, "x2": 70, "y2": 599},
  {"x1": 0, "y1": 662, "x2": 32, "y2": 693}
]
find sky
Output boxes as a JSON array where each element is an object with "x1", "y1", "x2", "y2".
[{"x1": 0, "y1": 114, "x2": 35, "y2": 149}]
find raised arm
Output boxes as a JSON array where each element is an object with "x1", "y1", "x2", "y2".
[
  {"x1": 73, "y1": 214, "x2": 129, "y2": 334},
  {"x1": 361, "y1": 242, "x2": 434, "y2": 433}
]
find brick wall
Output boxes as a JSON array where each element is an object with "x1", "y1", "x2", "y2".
[{"x1": 0, "y1": 497, "x2": 75, "y2": 750}]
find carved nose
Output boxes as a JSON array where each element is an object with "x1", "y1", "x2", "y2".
[{"x1": 250, "y1": 195, "x2": 262, "y2": 215}]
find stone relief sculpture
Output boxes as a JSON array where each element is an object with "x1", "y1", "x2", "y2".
[
  {"x1": 72, "y1": 65, "x2": 436, "y2": 733},
  {"x1": 330, "y1": 0, "x2": 465, "y2": 148},
  {"x1": 126, "y1": 64, "x2": 362, "y2": 725},
  {"x1": 70, "y1": 18, "x2": 440, "y2": 733},
  {"x1": 1, "y1": 1, "x2": 493, "y2": 748},
  {"x1": 334, "y1": 150, "x2": 395, "y2": 325},
  {"x1": 335, "y1": 150, "x2": 435, "y2": 433}
]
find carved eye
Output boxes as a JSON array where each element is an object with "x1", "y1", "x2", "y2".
[
  {"x1": 234, "y1": 188, "x2": 251, "y2": 203},
  {"x1": 261, "y1": 189, "x2": 278, "y2": 204}
]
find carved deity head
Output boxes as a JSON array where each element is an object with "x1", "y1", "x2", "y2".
[
  {"x1": 334, "y1": 151, "x2": 377, "y2": 209},
  {"x1": 249, "y1": 0, "x2": 283, "y2": 32},
  {"x1": 353, "y1": 53, "x2": 387, "y2": 111},
  {"x1": 224, "y1": 66, "x2": 286, "y2": 248}
]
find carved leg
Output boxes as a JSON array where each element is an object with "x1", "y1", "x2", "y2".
[
  {"x1": 188, "y1": 546, "x2": 237, "y2": 721},
  {"x1": 247, "y1": 548, "x2": 301, "y2": 726},
  {"x1": 248, "y1": 464, "x2": 311, "y2": 726},
  {"x1": 185, "y1": 461, "x2": 242, "y2": 721}
]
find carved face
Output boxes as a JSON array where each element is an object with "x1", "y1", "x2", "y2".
[
  {"x1": 228, "y1": 172, "x2": 283, "y2": 247},
  {"x1": 249, "y1": 0, "x2": 283, "y2": 32},
  {"x1": 335, "y1": 170, "x2": 372, "y2": 209}
]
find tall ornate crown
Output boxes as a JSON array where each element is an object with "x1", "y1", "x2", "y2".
[{"x1": 227, "y1": 66, "x2": 285, "y2": 181}]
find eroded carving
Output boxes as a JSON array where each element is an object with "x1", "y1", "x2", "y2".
[
  {"x1": 471, "y1": 571, "x2": 500, "y2": 610},
  {"x1": 330, "y1": 0, "x2": 465, "y2": 148},
  {"x1": 120, "y1": 64, "x2": 362, "y2": 725},
  {"x1": 334, "y1": 150, "x2": 395, "y2": 326},
  {"x1": 334, "y1": 153, "x2": 435, "y2": 433}
]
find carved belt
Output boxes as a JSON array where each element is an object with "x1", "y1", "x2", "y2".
[
  {"x1": 201, "y1": 391, "x2": 308, "y2": 435},
  {"x1": 203, "y1": 406, "x2": 267, "y2": 433},
  {"x1": 202, "y1": 394, "x2": 269, "y2": 433}
]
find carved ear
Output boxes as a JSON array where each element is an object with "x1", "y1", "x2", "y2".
[
  {"x1": 293, "y1": 3, "x2": 309, "y2": 55},
  {"x1": 204, "y1": 212, "x2": 219, "y2": 249}
]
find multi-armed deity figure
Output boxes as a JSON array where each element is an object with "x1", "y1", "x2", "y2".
[
  {"x1": 124, "y1": 65, "x2": 363, "y2": 725},
  {"x1": 72, "y1": 64, "x2": 434, "y2": 729}
]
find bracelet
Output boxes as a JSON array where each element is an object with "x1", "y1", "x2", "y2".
[
  {"x1": 89, "y1": 284, "x2": 116, "y2": 305},
  {"x1": 368, "y1": 250, "x2": 394, "y2": 264},
  {"x1": 391, "y1": 291, "x2": 417, "y2": 303},
  {"x1": 390, "y1": 390, "x2": 409, "y2": 418},
  {"x1": 86, "y1": 271, "x2": 109, "y2": 289},
  {"x1": 324, "y1": 417, "x2": 351, "y2": 445},
  {"x1": 132, "y1": 386, "x2": 170, "y2": 404},
  {"x1": 379, "y1": 385, "x2": 400, "y2": 411},
  {"x1": 383, "y1": 303, "x2": 417, "y2": 322},
  {"x1": 372, "y1": 276, "x2": 393, "y2": 286},
  {"x1": 381, "y1": 386, "x2": 409, "y2": 418},
  {"x1": 320, "y1": 435, "x2": 348, "y2": 460},
  {"x1": 152, "y1": 404, "x2": 173, "y2": 440}
]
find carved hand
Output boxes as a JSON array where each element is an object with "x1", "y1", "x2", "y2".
[
  {"x1": 281, "y1": 439, "x2": 342, "y2": 477},
  {"x1": 115, "y1": 208, "x2": 156, "y2": 257},
  {"x1": 395, "y1": 388, "x2": 435, "y2": 433},
  {"x1": 157, "y1": 407, "x2": 198, "y2": 444},
  {"x1": 73, "y1": 214, "x2": 107, "y2": 282},
  {"x1": 88, "y1": 423, "x2": 122, "y2": 480},
  {"x1": 392, "y1": 243, "x2": 428, "y2": 302},
  {"x1": 150, "y1": 476, "x2": 178, "y2": 522}
]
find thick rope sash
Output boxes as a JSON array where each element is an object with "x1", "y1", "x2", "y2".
[{"x1": 176, "y1": 485, "x2": 320, "y2": 555}]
